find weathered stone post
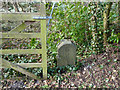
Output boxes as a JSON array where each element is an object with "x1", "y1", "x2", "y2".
[{"x1": 57, "y1": 39, "x2": 77, "y2": 66}]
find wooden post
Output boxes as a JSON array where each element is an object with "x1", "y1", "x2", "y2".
[
  {"x1": 103, "y1": 2, "x2": 112, "y2": 48},
  {"x1": 40, "y1": 3, "x2": 47, "y2": 79}
]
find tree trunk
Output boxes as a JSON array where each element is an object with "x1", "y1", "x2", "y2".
[
  {"x1": 116, "y1": 2, "x2": 120, "y2": 42},
  {"x1": 103, "y1": 2, "x2": 112, "y2": 48},
  {"x1": 118, "y1": 2, "x2": 120, "y2": 30}
]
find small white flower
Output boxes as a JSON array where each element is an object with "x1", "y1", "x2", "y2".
[
  {"x1": 83, "y1": 71, "x2": 85, "y2": 74},
  {"x1": 111, "y1": 76, "x2": 115, "y2": 80}
]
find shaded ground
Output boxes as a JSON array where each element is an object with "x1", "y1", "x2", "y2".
[{"x1": 1, "y1": 49, "x2": 120, "y2": 88}]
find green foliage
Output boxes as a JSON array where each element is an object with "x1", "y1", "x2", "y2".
[
  {"x1": 108, "y1": 3, "x2": 119, "y2": 44},
  {"x1": 47, "y1": 62, "x2": 83, "y2": 79},
  {"x1": 108, "y1": 30, "x2": 119, "y2": 43},
  {"x1": 40, "y1": 85, "x2": 49, "y2": 88},
  {"x1": 28, "y1": 38, "x2": 40, "y2": 49},
  {"x1": 47, "y1": 2, "x2": 91, "y2": 57}
]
